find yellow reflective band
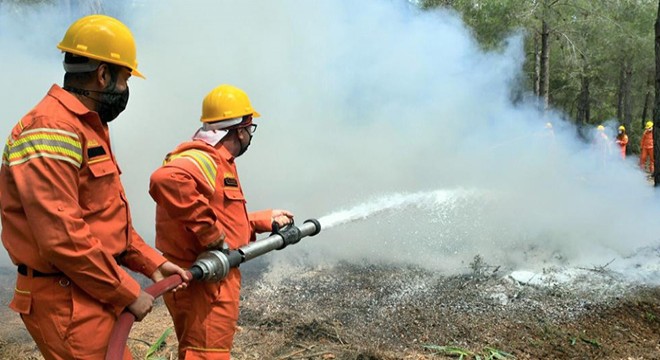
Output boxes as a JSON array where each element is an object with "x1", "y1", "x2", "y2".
[
  {"x1": 8, "y1": 144, "x2": 82, "y2": 168},
  {"x1": 169, "y1": 149, "x2": 217, "y2": 190},
  {"x1": 14, "y1": 129, "x2": 81, "y2": 149},
  {"x1": 7, "y1": 128, "x2": 82, "y2": 168},
  {"x1": 88, "y1": 156, "x2": 111, "y2": 165},
  {"x1": 14, "y1": 288, "x2": 30, "y2": 295},
  {"x1": 184, "y1": 346, "x2": 229, "y2": 353}
]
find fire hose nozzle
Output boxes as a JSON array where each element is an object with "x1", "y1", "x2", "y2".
[
  {"x1": 303, "y1": 218, "x2": 321, "y2": 236},
  {"x1": 189, "y1": 218, "x2": 322, "y2": 282}
]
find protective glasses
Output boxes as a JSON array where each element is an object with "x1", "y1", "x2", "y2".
[{"x1": 239, "y1": 124, "x2": 258, "y2": 134}]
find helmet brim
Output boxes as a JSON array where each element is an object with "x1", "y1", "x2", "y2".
[{"x1": 131, "y1": 68, "x2": 145, "y2": 79}]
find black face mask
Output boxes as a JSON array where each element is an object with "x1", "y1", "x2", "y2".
[
  {"x1": 63, "y1": 84, "x2": 129, "y2": 123},
  {"x1": 236, "y1": 130, "x2": 252, "y2": 157},
  {"x1": 96, "y1": 86, "x2": 129, "y2": 123}
]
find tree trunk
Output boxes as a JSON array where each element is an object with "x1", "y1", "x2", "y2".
[
  {"x1": 617, "y1": 63, "x2": 624, "y2": 121},
  {"x1": 623, "y1": 61, "x2": 633, "y2": 140},
  {"x1": 534, "y1": 33, "x2": 541, "y2": 96},
  {"x1": 642, "y1": 89, "x2": 650, "y2": 126},
  {"x1": 539, "y1": 20, "x2": 550, "y2": 111},
  {"x1": 576, "y1": 73, "x2": 590, "y2": 126},
  {"x1": 653, "y1": 0, "x2": 660, "y2": 186}
]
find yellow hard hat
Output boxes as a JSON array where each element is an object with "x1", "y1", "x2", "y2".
[
  {"x1": 618, "y1": 125, "x2": 625, "y2": 132},
  {"x1": 646, "y1": 121, "x2": 654, "y2": 130},
  {"x1": 201, "y1": 84, "x2": 261, "y2": 123},
  {"x1": 597, "y1": 125, "x2": 604, "y2": 131},
  {"x1": 57, "y1": 15, "x2": 144, "y2": 78}
]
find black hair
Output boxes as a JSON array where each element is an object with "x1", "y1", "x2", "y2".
[{"x1": 63, "y1": 52, "x2": 122, "y2": 88}]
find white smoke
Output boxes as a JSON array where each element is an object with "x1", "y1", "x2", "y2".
[{"x1": 1, "y1": 0, "x2": 659, "y2": 283}]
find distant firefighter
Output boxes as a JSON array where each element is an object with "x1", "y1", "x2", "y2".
[
  {"x1": 615, "y1": 125, "x2": 628, "y2": 160},
  {"x1": 640, "y1": 121, "x2": 654, "y2": 173},
  {"x1": 595, "y1": 125, "x2": 612, "y2": 158}
]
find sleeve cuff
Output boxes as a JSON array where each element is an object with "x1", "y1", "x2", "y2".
[
  {"x1": 197, "y1": 220, "x2": 224, "y2": 248},
  {"x1": 250, "y1": 209, "x2": 274, "y2": 233},
  {"x1": 107, "y1": 271, "x2": 142, "y2": 315}
]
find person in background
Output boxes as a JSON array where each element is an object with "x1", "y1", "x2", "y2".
[
  {"x1": 640, "y1": 121, "x2": 654, "y2": 174},
  {"x1": 0, "y1": 15, "x2": 188, "y2": 359},
  {"x1": 149, "y1": 84, "x2": 294, "y2": 359},
  {"x1": 545, "y1": 122, "x2": 555, "y2": 137},
  {"x1": 615, "y1": 125, "x2": 628, "y2": 160},
  {"x1": 594, "y1": 125, "x2": 612, "y2": 165}
]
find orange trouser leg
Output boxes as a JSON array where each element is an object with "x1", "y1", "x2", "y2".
[
  {"x1": 640, "y1": 148, "x2": 654, "y2": 172},
  {"x1": 651, "y1": 150, "x2": 655, "y2": 173},
  {"x1": 14, "y1": 274, "x2": 132, "y2": 360},
  {"x1": 640, "y1": 149, "x2": 649, "y2": 171},
  {"x1": 164, "y1": 268, "x2": 241, "y2": 360}
]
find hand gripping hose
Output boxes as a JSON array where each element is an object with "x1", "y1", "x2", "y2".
[
  {"x1": 105, "y1": 271, "x2": 193, "y2": 360},
  {"x1": 105, "y1": 219, "x2": 321, "y2": 360}
]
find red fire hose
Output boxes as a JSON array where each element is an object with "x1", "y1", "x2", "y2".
[
  {"x1": 105, "y1": 271, "x2": 191, "y2": 360},
  {"x1": 104, "y1": 219, "x2": 321, "y2": 360}
]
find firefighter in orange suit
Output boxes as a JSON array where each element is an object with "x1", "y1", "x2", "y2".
[
  {"x1": 149, "y1": 84, "x2": 294, "y2": 360},
  {"x1": 640, "y1": 121, "x2": 654, "y2": 173},
  {"x1": 615, "y1": 125, "x2": 628, "y2": 160},
  {"x1": 0, "y1": 15, "x2": 188, "y2": 360}
]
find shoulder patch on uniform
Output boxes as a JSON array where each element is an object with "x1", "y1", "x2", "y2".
[
  {"x1": 224, "y1": 173, "x2": 238, "y2": 187},
  {"x1": 87, "y1": 146, "x2": 106, "y2": 158}
]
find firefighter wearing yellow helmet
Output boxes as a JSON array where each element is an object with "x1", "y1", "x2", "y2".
[
  {"x1": 0, "y1": 14, "x2": 188, "y2": 360},
  {"x1": 616, "y1": 125, "x2": 628, "y2": 159},
  {"x1": 149, "y1": 84, "x2": 293, "y2": 359},
  {"x1": 640, "y1": 121, "x2": 654, "y2": 173}
]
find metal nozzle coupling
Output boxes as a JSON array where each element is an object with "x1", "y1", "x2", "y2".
[{"x1": 190, "y1": 250, "x2": 231, "y2": 282}]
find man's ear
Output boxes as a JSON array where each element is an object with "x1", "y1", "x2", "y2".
[{"x1": 95, "y1": 63, "x2": 110, "y2": 88}]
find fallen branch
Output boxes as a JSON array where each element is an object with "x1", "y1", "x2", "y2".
[
  {"x1": 578, "y1": 258, "x2": 615, "y2": 273},
  {"x1": 277, "y1": 344, "x2": 315, "y2": 360}
]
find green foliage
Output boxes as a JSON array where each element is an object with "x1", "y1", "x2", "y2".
[
  {"x1": 423, "y1": 344, "x2": 515, "y2": 359},
  {"x1": 645, "y1": 311, "x2": 657, "y2": 322},
  {"x1": 418, "y1": 0, "x2": 657, "y2": 142},
  {"x1": 423, "y1": 344, "x2": 475, "y2": 359},
  {"x1": 144, "y1": 327, "x2": 172, "y2": 360},
  {"x1": 579, "y1": 336, "x2": 601, "y2": 347}
]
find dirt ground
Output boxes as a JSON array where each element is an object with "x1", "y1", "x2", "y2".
[{"x1": 0, "y1": 261, "x2": 659, "y2": 360}]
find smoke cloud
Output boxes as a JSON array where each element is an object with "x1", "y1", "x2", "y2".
[{"x1": 1, "y1": 0, "x2": 659, "y2": 281}]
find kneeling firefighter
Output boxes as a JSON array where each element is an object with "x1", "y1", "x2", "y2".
[{"x1": 149, "y1": 84, "x2": 294, "y2": 359}]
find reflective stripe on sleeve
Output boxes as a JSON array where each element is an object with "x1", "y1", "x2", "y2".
[{"x1": 6, "y1": 128, "x2": 82, "y2": 168}]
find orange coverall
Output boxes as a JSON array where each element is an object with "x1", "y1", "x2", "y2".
[
  {"x1": 0, "y1": 85, "x2": 166, "y2": 360},
  {"x1": 616, "y1": 134, "x2": 628, "y2": 159},
  {"x1": 149, "y1": 140, "x2": 272, "y2": 360},
  {"x1": 640, "y1": 130, "x2": 654, "y2": 173}
]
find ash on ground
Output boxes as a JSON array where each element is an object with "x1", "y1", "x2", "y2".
[{"x1": 233, "y1": 258, "x2": 660, "y2": 359}]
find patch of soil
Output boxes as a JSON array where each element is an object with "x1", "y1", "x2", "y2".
[{"x1": 0, "y1": 262, "x2": 659, "y2": 359}]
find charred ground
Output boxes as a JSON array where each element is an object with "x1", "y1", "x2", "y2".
[{"x1": 0, "y1": 261, "x2": 659, "y2": 359}]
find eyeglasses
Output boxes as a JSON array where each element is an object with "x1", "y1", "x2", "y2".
[
  {"x1": 242, "y1": 124, "x2": 257, "y2": 134},
  {"x1": 226, "y1": 122, "x2": 257, "y2": 134}
]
